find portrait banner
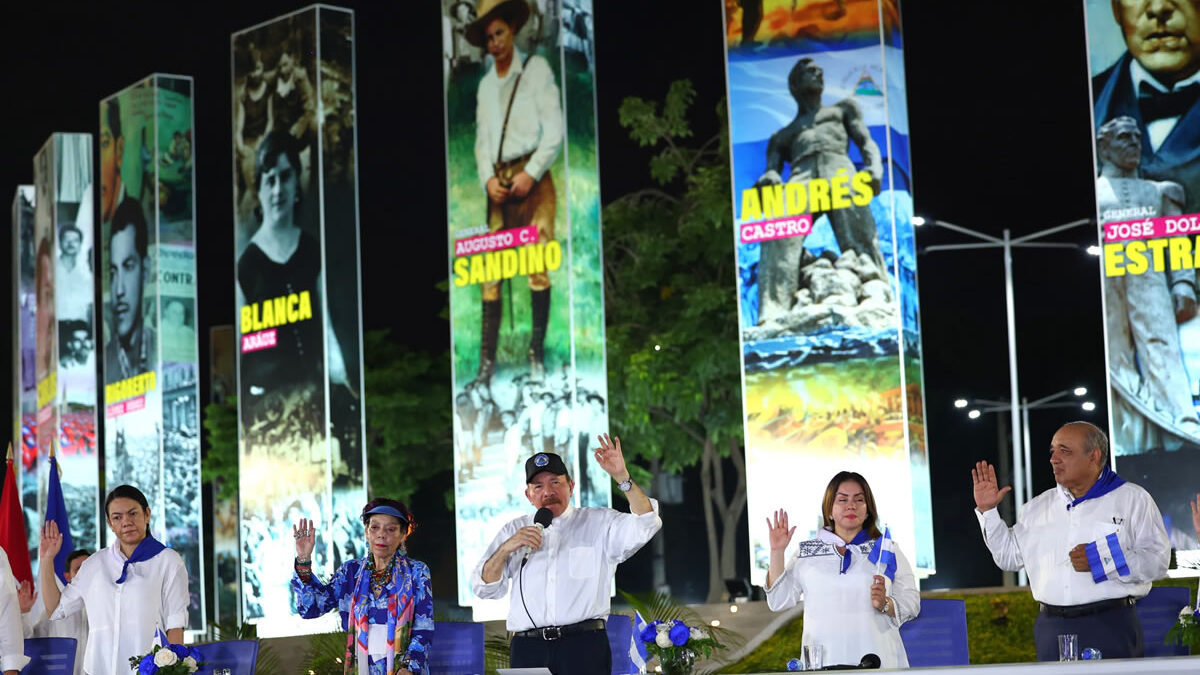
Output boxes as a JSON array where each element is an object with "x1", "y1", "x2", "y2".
[
  {"x1": 33, "y1": 134, "x2": 101, "y2": 566},
  {"x1": 442, "y1": 0, "x2": 611, "y2": 616},
  {"x1": 719, "y1": 0, "x2": 934, "y2": 585},
  {"x1": 12, "y1": 185, "x2": 39, "y2": 568},
  {"x1": 233, "y1": 5, "x2": 367, "y2": 635},
  {"x1": 100, "y1": 75, "x2": 205, "y2": 632},
  {"x1": 1084, "y1": 0, "x2": 1200, "y2": 550}
]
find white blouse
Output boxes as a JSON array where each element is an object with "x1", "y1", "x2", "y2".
[
  {"x1": 764, "y1": 530, "x2": 919, "y2": 669},
  {"x1": 0, "y1": 547, "x2": 31, "y2": 673},
  {"x1": 52, "y1": 543, "x2": 189, "y2": 675}
]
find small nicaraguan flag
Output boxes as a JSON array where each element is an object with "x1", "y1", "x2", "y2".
[
  {"x1": 155, "y1": 627, "x2": 170, "y2": 647},
  {"x1": 630, "y1": 610, "x2": 648, "y2": 673},
  {"x1": 867, "y1": 526, "x2": 898, "y2": 581}
]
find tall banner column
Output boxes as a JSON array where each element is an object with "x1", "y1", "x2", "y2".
[
  {"x1": 719, "y1": 1, "x2": 935, "y2": 584},
  {"x1": 100, "y1": 75, "x2": 205, "y2": 632},
  {"x1": 12, "y1": 186, "x2": 40, "y2": 568},
  {"x1": 33, "y1": 134, "x2": 101, "y2": 566},
  {"x1": 1084, "y1": 1, "x2": 1200, "y2": 551},
  {"x1": 442, "y1": 0, "x2": 611, "y2": 618},
  {"x1": 232, "y1": 5, "x2": 367, "y2": 634}
]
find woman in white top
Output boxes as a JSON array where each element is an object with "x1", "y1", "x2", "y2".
[
  {"x1": 763, "y1": 471, "x2": 919, "y2": 669},
  {"x1": 40, "y1": 485, "x2": 189, "y2": 675}
]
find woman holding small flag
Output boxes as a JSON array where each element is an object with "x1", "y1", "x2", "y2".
[
  {"x1": 762, "y1": 471, "x2": 919, "y2": 669},
  {"x1": 39, "y1": 485, "x2": 189, "y2": 675}
]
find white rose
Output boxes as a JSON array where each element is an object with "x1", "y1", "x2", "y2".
[
  {"x1": 183, "y1": 656, "x2": 198, "y2": 672},
  {"x1": 689, "y1": 627, "x2": 706, "y2": 641},
  {"x1": 154, "y1": 648, "x2": 179, "y2": 667},
  {"x1": 655, "y1": 632, "x2": 673, "y2": 648}
]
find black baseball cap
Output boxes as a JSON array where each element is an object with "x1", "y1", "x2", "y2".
[{"x1": 525, "y1": 452, "x2": 569, "y2": 483}]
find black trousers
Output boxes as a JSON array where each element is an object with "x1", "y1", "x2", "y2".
[
  {"x1": 510, "y1": 628, "x2": 611, "y2": 675},
  {"x1": 1033, "y1": 603, "x2": 1143, "y2": 661}
]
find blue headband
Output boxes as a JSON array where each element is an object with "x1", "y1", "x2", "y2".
[{"x1": 364, "y1": 505, "x2": 409, "y2": 524}]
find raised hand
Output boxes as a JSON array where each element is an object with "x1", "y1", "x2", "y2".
[
  {"x1": 594, "y1": 433, "x2": 630, "y2": 482},
  {"x1": 971, "y1": 461, "x2": 1012, "y2": 513},
  {"x1": 766, "y1": 509, "x2": 796, "y2": 552},
  {"x1": 41, "y1": 521, "x2": 63, "y2": 560},
  {"x1": 293, "y1": 517, "x2": 316, "y2": 560},
  {"x1": 17, "y1": 580, "x2": 37, "y2": 614}
]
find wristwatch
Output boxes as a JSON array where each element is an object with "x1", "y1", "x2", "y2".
[
  {"x1": 617, "y1": 478, "x2": 634, "y2": 492},
  {"x1": 879, "y1": 596, "x2": 892, "y2": 615}
]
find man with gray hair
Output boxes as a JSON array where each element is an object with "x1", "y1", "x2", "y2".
[{"x1": 971, "y1": 421, "x2": 1170, "y2": 660}]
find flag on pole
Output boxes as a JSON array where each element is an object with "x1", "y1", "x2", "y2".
[
  {"x1": 45, "y1": 442, "x2": 74, "y2": 584},
  {"x1": 630, "y1": 610, "x2": 649, "y2": 674},
  {"x1": 0, "y1": 443, "x2": 34, "y2": 586},
  {"x1": 867, "y1": 526, "x2": 898, "y2": 581}
]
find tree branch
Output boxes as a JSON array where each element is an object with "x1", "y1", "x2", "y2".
[{"x1": 648, "y1": 406, "x2": 707, "y2": 447}]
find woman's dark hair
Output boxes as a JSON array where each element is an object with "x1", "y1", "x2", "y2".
[
  {"x1": 821, "y1": 471, "x2": 882, "y2": 540},
  {"x1": 105, "y1": 484, "x2": 151, "y2": 536},
  {"x1": 254, "y1": 130, "x2": 303, "y2": 195},
  {"x1": 361, "y1": 497, "x2": 415, "y2": 538}
]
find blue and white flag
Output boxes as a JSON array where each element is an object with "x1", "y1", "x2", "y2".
[
  {"x1": 630, "y1": 610, "x2": 649, "y2": 673},
  {"x1": 44, "y1": 453, "x2": 74, "y2": 585},
  {"x1": 867, "y1": 526, "x2": 898, "y2": 581}
]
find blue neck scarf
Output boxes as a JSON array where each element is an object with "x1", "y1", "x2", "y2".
[
  {"x1": 820, "y1": 527, "x2": 871, "y2": 574},
  {"x1": 115, "y1": 535, "x2": 167, "y2": 584},
  {"x1": 1066, "y1": 466, "x2": 1126, "y2": 510}
]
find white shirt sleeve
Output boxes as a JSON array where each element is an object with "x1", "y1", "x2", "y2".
[
  {"x1": 521, "y1": 57, "x2": 563, "y2": 182},
  {"x1": 475, "y1": 75, "x2": 496, "y2": 190},
  {"x1": 50, "y1": 572, "x2": 86, "y2": 621},
  {"x1": 887, "y1": 547, "x2": 920, "y2": 628},
  {"x1": 763, "y1": 553, "x2": 803, "y2": 612},
  {"x1": 471, "y1": 520, "x2": 520, "y2": 600},
  {"x1": 161, "y1": 552, "x2": 190, "y2": 630},
  {"x1": 0, "y1": 549, "x2": 32, "y2": 672},
  {"x1": 1095, "y1": 487, "x2": 1169, "y2": 585},
  {"x1": 603, "y1": 499, "x2": 662, "y2": 564},
  {"x1": 975, "y1": 507, "x2": 1024, "y2": 572}
]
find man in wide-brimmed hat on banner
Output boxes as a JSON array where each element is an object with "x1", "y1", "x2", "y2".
[{"x1": 467, "y1": 0, "x2": 562, "y2": 385}]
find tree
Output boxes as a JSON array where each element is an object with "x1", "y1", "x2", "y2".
[
  {"x1": 603, "y1": 80, "x2": 747, "y2": 603},
  {"x1": 202, "y1": 329, "x2": 454, "y2": 507}
]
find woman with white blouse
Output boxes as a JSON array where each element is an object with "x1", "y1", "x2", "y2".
[
  {"x1": 40, "y1": 485, "x2": 189, "y2": 675},
  {"x1": 763, "y1": 471, "x2": 920, "y2": 669}
]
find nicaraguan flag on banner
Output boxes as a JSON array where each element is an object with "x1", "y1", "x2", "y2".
[
  {"x1": 630, "y1": 610, "x2": 649, "y2": 673},
  {"x1": 45, "y1": 453, "x2": 74, "y2": 585},
  {"x1": 867, "y1": 526, "x2": 898, "y2": 581}
]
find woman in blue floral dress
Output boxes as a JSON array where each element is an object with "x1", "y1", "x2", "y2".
[{"x1": 292, "y1": 498, "x2": 433, "y2": 674}]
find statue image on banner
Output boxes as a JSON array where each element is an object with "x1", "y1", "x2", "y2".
[
  {"x1": 1085, "y1": 0, "x2": 1200, "y2": 550},
  {"x1": 722, "y1": 0, "x2": 934, "y2": 584}
]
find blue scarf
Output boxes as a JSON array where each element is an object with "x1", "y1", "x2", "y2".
[
  {"x1": 1066, "y1": 466, "x2": 1126, "y2": 510},
  {"x1": 115, "y1": 535, "x2": 167, "y2": 584},
  {"x1": 818, "y1": 528, "x2": 872, "y2": 575}
]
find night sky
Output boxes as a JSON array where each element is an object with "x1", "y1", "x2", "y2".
[{"x1": 1, "y1": 1, "x2": 1110, "y2": 598}]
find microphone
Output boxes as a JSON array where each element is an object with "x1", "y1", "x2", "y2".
[{"x1": 519, "y1": 507, "x2": 554, "y2": 565}]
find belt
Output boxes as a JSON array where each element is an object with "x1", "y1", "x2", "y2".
[
  {"x1": 495, "y1": 151, "x2": 534, "y2": 172},
  {"x1": 1040, "y1": 596, "x2": 1135, "y2": 618},
  {"x1": 514, "y1": 619, "x2": 606, "y2": 640}
]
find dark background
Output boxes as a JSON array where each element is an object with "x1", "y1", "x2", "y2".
[{"x1": 0, "y1": 0, "x2": 1106, "y2": 602}]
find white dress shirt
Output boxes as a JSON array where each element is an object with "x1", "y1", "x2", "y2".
[
  {"x1": 472, "y1": 502, "x2": 662, "y2": 631},
  {"x1": 976, "y1": 480, "x2": 1169, "y2": 607},
  {"x1": 764, "y1": 530, "x2": 918, "y2": 669},
  {"x1": 23, "y1": 574, "x2": 88, "y2": 675},
  {"x1": 474, "y1": 49, "x2": 563, "y2": 190},
  {"x1": 0, "y1": 548, "x2": 32, "y2": 673},
  {"x1": 52, "y1": 543, "x2": 189, "y2": 675}
]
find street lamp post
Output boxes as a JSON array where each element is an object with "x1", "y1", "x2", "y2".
[{"x1": 922, "y1": 218, "x2": 1092, "y2": 514}]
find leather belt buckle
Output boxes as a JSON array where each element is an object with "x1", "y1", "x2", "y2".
[{"x1": 541, "y1": 626, "x2": 562, "y2": 640}]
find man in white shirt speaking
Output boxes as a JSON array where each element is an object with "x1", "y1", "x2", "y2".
[
  {"x1": 973, "y1": 421, "x2": 1170, "y2": 660},
  {"x1": 472, "y1": 435, "x2": 662, "y2": 674}
]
